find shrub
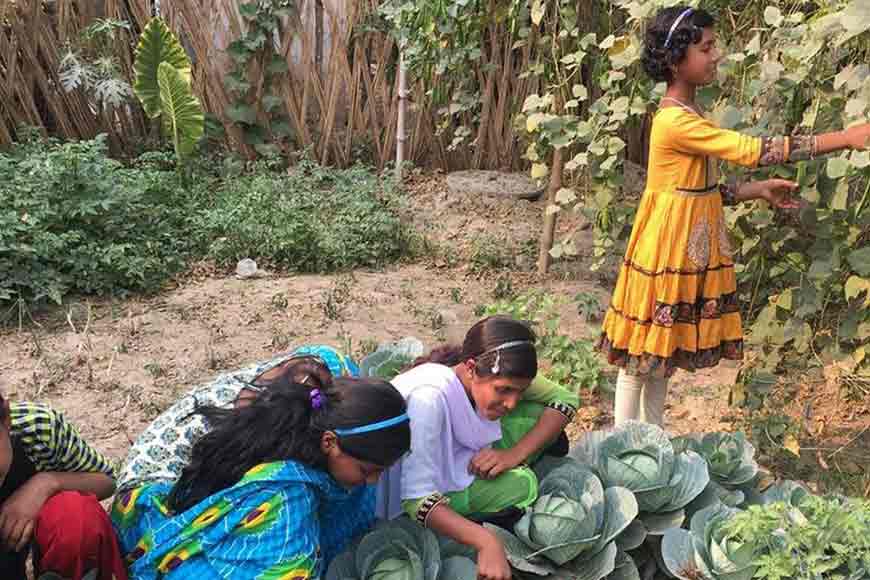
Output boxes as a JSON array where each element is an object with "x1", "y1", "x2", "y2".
[
  {"x1": 0, "y1": 134, "x2": 199, "y2": 306},
  {"x1": 195, "y1": 158, "x2": 408, "y2": 272}
]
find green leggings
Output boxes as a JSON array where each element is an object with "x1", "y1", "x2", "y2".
[
  {"x1": 444, "y1": 400, "x2": 550, "y2": 516},
  {"x1": 445, "y1": 465, "x2": 539, "y2": 516},
  {"x1": 404, "y1": 400, "x2": 555, "y2": 518}
]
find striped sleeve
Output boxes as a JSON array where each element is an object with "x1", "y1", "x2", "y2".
[
  {"x1": 10, "y1": 402, "x2": 117, "y2": 478},
  {"x1": 521, "y1": 374, "x2": 580, "y2": 417}
]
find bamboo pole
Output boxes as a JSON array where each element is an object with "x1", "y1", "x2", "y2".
[{"x1": 395, "y1": 48, "x2": 406, "y2": 182}]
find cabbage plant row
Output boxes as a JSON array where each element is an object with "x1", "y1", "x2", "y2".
[{"x1": 327, "y1": 421, "x2": 870, "y2": 580}]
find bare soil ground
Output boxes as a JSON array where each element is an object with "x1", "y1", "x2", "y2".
[{"x1": 1, "y1": 172, "x2": 867, "y2": 498}]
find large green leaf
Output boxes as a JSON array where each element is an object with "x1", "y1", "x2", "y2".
[
  {"x1": 134, "y1": 18, "x2": 191, "y2": 118},
  {"x1": 848, "y1": 247, "x2": 870, "y2": 277},
  {"x1": 591, "y1": 487, "x2": 638, "y2": 553},
  {"x1": 440, "y1": 556, "x2": 478, "y2": 580},
  {"x1": 661, "y1": 528, "x2": 695, "y2": 579},
  {"x1": 608, "y1": 549, "x2": 641, "y2": 580},
  {"x1": 662, "y1": 451, "x2": 710, "y2": 512},
  {"x1": 556, "y1": 540, "x2": 617, "y2": 580},
  {"x1": 157, "y1": 62, "x2": 204, "y2": 159},
  {"x1": 485, "y1": 524, "x2": 557, "y2": 576},
  {"x1": 614, "y1": 520, "x2": 647, "y2": 552},
  {"x1": 640, "y1": 508, "x2": 685, "y2": 535},
  {"x1": 325, "y1": 550, "x2": 358, "y2": 579}
]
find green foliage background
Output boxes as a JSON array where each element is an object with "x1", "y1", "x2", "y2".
[{"x1": 381, "y1": 0, "x2": 870, "y2": 378}]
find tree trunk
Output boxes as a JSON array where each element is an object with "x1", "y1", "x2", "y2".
[{"x1": 537, "y1": 147, "x2": 564, "y2": 275}]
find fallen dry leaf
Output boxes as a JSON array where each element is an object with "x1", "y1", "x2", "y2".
[{"x1": 783, "y1": 433, "x2": 801, "y2": 457}]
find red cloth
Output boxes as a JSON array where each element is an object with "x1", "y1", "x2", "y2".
[{"x1": 34, "y1": 491, "x2": 128, "y2": 580}]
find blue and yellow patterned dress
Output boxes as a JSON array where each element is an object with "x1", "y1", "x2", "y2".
[{"x1": 113, "y1": 460, "x2": 375, "y2": 579}]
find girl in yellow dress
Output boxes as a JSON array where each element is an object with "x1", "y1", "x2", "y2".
[{"x1": 599, "y1": 5, "x2": 870, "y2": 426}]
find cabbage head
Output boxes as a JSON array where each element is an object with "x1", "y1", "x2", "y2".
[
  {"x1": 487, "y1": 459, "x2": 638, "y2": 580},
  {"x1": 661, "y1": 503, "x2": 760, "y2": 580},
  {"x1": 672, "y1": 432, "x2": 758, "y2": 489},
  {"x1": 572, "y1": 421, "x2": 709, "y2": 533},
  {"x1": 671, "y1": 431, "x2": 760, "y2": 518},
  {"x1": 326, "y1": 516, "x2": 476, "y2": 580},
  {"x1": 759, "y1": 480, "x2": 810, "y2": 508},
  {"x1": 359, "y1": 338, "x2": 424, "y2": 380}
]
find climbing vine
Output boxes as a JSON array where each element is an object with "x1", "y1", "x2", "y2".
[
  {"x1": 383, "y1": 0, "x2": 870, "y2": 379},
  {"x1": 224, "y1": 0, "x2": 297, "y2": 158}
]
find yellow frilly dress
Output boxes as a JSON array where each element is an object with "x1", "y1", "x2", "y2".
[{"x1": 599, "y1": 106, "x2": 809, "y2": 377}]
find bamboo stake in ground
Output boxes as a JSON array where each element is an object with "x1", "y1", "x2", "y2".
[
  {"x1": 395, "y1": 49, "x2": 407, "y2": 182},
  {"x1": 537, "y1": 148, "x2": 564, "y2": 275}
]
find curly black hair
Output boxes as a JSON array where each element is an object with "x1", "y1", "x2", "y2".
[{"x1": 642, "y1": 6, "x2": 716, "y2": 83}]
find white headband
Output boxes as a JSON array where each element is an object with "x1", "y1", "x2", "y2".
[
  {"x1": 480, "y1": 340, "x2": 534, "y2": 374},
  {"x1": 665, "y1": 7, "x2": 695, "y2": 48}
]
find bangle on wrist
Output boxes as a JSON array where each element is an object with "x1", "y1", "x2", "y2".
[{"x1": 719, "y1": 182, "x2": 738, "y2": 206}]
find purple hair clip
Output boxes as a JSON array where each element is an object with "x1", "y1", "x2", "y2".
[{"x1": 309, "y1": 388, "x2": 324, "y2": 410}]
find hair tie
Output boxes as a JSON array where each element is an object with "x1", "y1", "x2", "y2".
[
  {"x1": 664, "y1": 7, "x2": 694, "y2": 48},
  {"x1": 309, "y1": 388, "x2": 324, "y2": 410}
]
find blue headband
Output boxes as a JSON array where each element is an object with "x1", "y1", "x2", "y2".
[
  {"x1": 664, "y1": 7, "x2": 695, "y2": 48},
  {"x1": 333, "y1": 413, "x2": 410, "y2": 437}
]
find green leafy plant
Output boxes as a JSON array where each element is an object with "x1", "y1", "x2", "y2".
[
  {"x1": 758, "y1": 480, "x2": 811, "y2": 508},
  {"x1": 194, "y1": 159, "x2": 408, "y2": 272},
  {"x1": 481, "y1": 291, "x2": 606, "y2": 394},
  {"x1": 574, "y1": 291, "x2": 604, "y2": 323},
  {"x1": 662, "y1": 503, "x2": 765, "y2": 580},
  {"x1": 0, "y1": 134, "x2": 199, "y2": 307},
  {"x1": 542, "y1": 334, "x2": 609, "y2": 393},
  {"x1": 326, "y1": 517, "x2": 477, "y2": 580},
  {"x1": 469, "y1": 234, "x2": 512, "y2": 272},
  {"x1": 673, "y1": 432, "x2": 759, "y2": 491},
  {"x1": 58, "y1": 18, "x2": 134, "y2": 110},
  {"x1": 721, "y1": 494, "x2": 870, "y2": 580},
  {"x1": 133, "y1": 18, "x2": 204, "y2": 162},
  {"x1": 486, "y1": 458, "x2": 639, "y2": 579},
  {"x1": 571, "y1": 421, "x2": 710, "y2": 534},
  {"x1": 479, "y1": 291, "x2": 562, "y2": 341}
]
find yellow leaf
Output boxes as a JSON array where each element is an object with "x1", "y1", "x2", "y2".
[
  {"x1": 525, "y1": 143, "x2": 539, "y2": 162},
  {"x1": 729, "y1": 383, "x2": 747, "y2": 406},
  {"x1": 783, "y1": 434, "x2": 801, "y2": 457},
  {"x1": 531, "y1": 0, "x2": 545, "y2": 25},
  {"x1": 531, "y1": 163, "x2": 549, "y2": 179},
  {"x1": 606, "y1": 35, "x2": 631, "y2": 57},
  {"x1": 775, "y1": 288, "x2": 793, "y2": 311},
  {"x1": 845, "y1": 276, "x2": 870, "y2": 306},
  {"x1": 831, "y1": 180, "x2": 849, "y2": 211}
]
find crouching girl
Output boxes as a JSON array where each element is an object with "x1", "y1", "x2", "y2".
[
  {"x1": 0, "y1": 392, "x2": 126, "y2": 579},
  {"x1": 377, "y1": 316, "x2": 579, "y2": 580},
  {"x1": 112, "y1": 377, "x2": 410, "y2": 579}
]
